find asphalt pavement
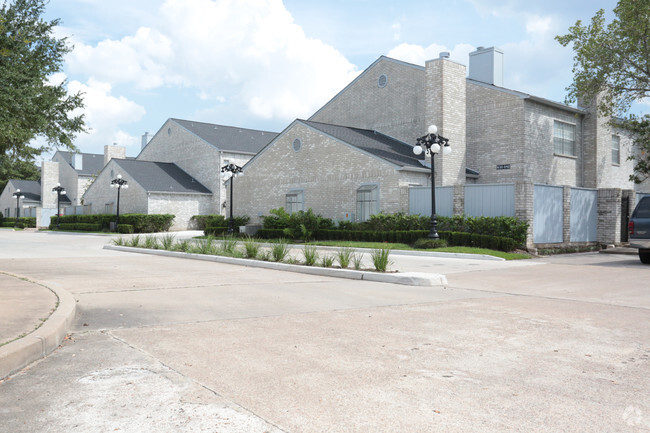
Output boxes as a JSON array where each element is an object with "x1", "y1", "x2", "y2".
[{"x1": 1, "y1": 229, "x2": 648, "y2": 432}]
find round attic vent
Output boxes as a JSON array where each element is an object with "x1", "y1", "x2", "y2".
[
  {"x1": 292, "y1": 138, "x2": 302, "y2": 152},
  {"x1": 378, "y1": 74, "x2": 388, "y2": 88}
]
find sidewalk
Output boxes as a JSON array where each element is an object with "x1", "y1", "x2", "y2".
[{"x1": 0, "y1": 273, "x2": 76, "y2": 379}]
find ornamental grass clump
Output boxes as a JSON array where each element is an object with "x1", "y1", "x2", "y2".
[
  {"x1": 243, "y1": 238, "x2": 260, "y2": 259},
  {"x1": 271, "y1": 239, "x2": 290, "y2": 262},
  {"x1": 128, "y1": 234, "x2": 142, "y2": 248},
  {"x1": 302, "y1": 245, "x2": 319, "y2": 266},
  {"x1": 221, "y1": 236, "x2": 239, "y2": 254},
  {"x1": 370, "y1": 247, "x2": 392, "y2": 272},
  {"x1": 352, "y1": 252, "x2": 364, "y2": 270},
  {"x1": 336, "y1": 247, "x2": 354, "y2": 268},
  {"x1": 321, "y1": 254, "x2": 335, "y2": 267},
  {"x1": 160, "y1": 233, "x2": 176, "y2": 250}
]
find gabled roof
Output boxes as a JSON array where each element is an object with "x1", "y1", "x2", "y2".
[
  {"x1": 112, "y1": 159, "x2": 211, "y2": 194},
  {"x1": 300, "y1": 120, "x2": 425, "y2": 169},
  {"x1": 9, "y1": 179, "x2": 71, "y2": 204},
  {"x1": 171, "y1": 118, "x2": 279, "y2": 154},
  {"x1": 309, "y1": 55, "x2": 422, "y2": 121},
  {"x1": 56, "y1": 151, "x2": 104, "y2": 175}
]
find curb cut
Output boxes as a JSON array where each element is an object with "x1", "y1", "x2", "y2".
[
  {"x1": 0, "y1": 284, "x2": 76, "y2": 380},
  {"x1": 103, "y1": 245, "x2": 448, "y2": 288}
]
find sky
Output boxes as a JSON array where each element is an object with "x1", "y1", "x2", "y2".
[{"x1": 38, "y1": 0, "x2": 622, "y2": 159}]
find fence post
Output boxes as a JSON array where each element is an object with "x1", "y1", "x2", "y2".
[
  {"x1": 515, "y1": 180, "x2": 534, "y2": 250},
  {"x1": 597, "y1": 188, "x2": 622, "y2": 246},
  {"x1": 453, "y1": 184, "x2": 464, "y2": 216}
]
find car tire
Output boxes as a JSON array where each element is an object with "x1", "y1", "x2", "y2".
[{"x1": 639, "y1": 249, "x2": 650, "y2": 264}]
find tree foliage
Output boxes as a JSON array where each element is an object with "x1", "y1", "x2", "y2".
[
  {"x1": 0, "y1": 153, "x2": 39, "y2": 192},
  {"x1": 556, "y1": 0, "x2": 650, "y2": 183},
  {"x1": 0, "y1": 0, "x2": 85, "y2": 161}
]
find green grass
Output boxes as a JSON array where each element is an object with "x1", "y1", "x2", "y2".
[{"x1": 194, "y1": 237, "x2": 530, "y2": 260}]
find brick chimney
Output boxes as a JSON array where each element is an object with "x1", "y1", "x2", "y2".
[
  {"x1": 425, "y1": 53, "x2": 467, "y2": 185},
  {"x1": 104, "y1": 144, "x2": 126, "y2": 167}
]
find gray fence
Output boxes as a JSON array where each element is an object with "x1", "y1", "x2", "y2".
[
  {"x1": 570, "y1": 188, "x2": 597, "y2": 242},
  {"x1": 533, "y1": 185, "x2": 563, "y2": 244},
  {"x1": 409, "y1": 186, "x2": 453, "y2": 217},
  {"x1": 465, "y1": 184, "x2": 515, "y2": 217}
]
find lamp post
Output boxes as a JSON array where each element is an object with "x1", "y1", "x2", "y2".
[
  {"x1": 110, "y1": 174, "x2": 128, "y2": 230},
  {"x1": 12, "y1": 189, "x2": 24, "y2": 228},
  {"x1": 52, "y1": 183, "x2": 66, "y2": 229},
  {"x1": 413, "y1": 124, "x2": 451, "y2": 239},
  {"x1": 220, "y1": 163, "x2": 243, "y2": 234}
]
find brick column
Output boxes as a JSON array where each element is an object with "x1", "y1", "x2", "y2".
[
  {"x1": 425, "y1": 56, "x2": 466, "y2": 186},
  {"x1": 453, "y1": 184, "x2": 464, "y2": 215},
  {"x1": 40, "y1": 161, "x2": 60, "y2": 209},
  {"x1": 597, "y1": 188, "x2": 622, "y2": 245},
  {"x1": 515, "y1": 180, "x2": 534, "y2": 249}
]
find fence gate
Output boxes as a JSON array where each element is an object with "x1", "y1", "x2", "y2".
[
  {"x1": 533, "y1": 184, "x2": 564, "y2": 244},
  {"x1": 621, "y1": 195, "x2": 629, "y2": 243}
]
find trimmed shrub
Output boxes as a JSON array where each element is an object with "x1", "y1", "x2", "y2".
[
  {"x1": 262, "y1": 208, "x2": 334, "y2": 241},
  {"x1": 413, "y1": 238, "x2": 449, "y2": 249},
  {"x1": 204, "y1": 226, "x2": 230, "y2": 236},
  {"x1": 4, "y1": 217, "x2": 36, "y2": 228},
  {"x1": 117, "y1": 224, "x2": 134, "y2": 234},
  {"x1": 120, "y1": 214, "x2": 174, "y2": 233},
  {"x1": 191, "y1": 214, "x2": 250, "y2": 230}
]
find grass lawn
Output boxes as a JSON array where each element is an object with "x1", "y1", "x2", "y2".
[
  {"x1": 194, "y1": 237, "x2": 531, "y2": 261},
  {"x1": 306, "y1": 240, "x2": 530, "y2": 260}
]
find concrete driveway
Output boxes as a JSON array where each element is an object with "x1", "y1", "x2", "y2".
[{"x1": 0, "y1": 230, "x2": 648, "y2": 432}]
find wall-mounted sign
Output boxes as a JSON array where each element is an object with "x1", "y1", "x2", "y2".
[{"x1": 497, "y1": 164, "x2": 511, "y2": 170}]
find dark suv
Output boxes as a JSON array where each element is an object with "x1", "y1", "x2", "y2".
[{"x1": 629, "y1": 196, "x2": 650, "y2": 264}]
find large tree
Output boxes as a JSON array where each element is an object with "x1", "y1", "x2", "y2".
[
  {"x1": 0, "y1": 0, "x2": 85, "y2": 163},
  {"x1": 556, "y1": 0, "x2": 650, "y2": 184}
]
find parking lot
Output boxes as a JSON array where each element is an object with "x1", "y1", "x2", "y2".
[{"x1": 1, "y1": 230, "x2": 649, "y2": 432}]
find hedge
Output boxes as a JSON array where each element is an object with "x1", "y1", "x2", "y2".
[
  {"x1": 50, "y1": 213, "x2": 174, "y2": 233},
  {"x1": 204, "y1": 225, "x2": 232, "y2": 235},
  {"x1": 191, "y1": 214, "x2": 249, "y2": 230},
  {"x1": 117, "y1": 224, "x2": 134, "y2": 234},
  {"x1": 56, "y1": 223, "x2": 102, "y2": 231},
  {"x1": 3, "y1": 217, "x2": 36, "y2": 228}
]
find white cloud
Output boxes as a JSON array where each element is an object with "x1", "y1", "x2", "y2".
[
  {"x1": 387, "y1": 42, "x2": 475, "y2": 67},
  {"x1": 65, "y1": 0, "x2": 359, "y2": 123},
  {"x1": 526, "y1": 15, "x2": 553, "y2": 35},
  {"x1": 68, "y1": 79, "x2": 146, "y2": 152}
]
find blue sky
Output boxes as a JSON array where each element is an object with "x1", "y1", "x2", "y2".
[{"x1": 40, "y1": 0, "x2": 621, "y2": 158}]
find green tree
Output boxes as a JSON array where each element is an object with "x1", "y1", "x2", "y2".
[
  {"x1": 0, "y1": 153, "x2": 39, "y2": 192},
  {"x1": 0, "y1": 0, "x2": 85, "y2": 162},
  {"x1": 556, "y1": 0, "x2": 650, "y2": 183}
]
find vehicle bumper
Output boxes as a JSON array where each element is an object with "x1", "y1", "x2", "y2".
[{"x1": 629, "y1": 239, "x2": 650, "y2": 249}]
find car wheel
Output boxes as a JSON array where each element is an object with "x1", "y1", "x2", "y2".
[{"x1": 640, "y1": 249, "x2": 650, "y2": 264}]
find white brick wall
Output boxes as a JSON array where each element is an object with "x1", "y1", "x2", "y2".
[{"x1": 234, "y1": 122, "x2": 428, "y2": 224}]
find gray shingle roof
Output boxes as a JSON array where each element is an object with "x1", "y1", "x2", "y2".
[
  {"x1": 56, "y1": 151, "x2": 105, "y2": 176},
  {"x1": 171, "y1": 118, "x2": 278, "y2": 154},
  {"x1": 9, "y1": 179, "x2": 71, "y2": 204},
  {"x1": 300, "y1": 120, "x2": 424, "y2": 169},
  {"x1": 112, "y1": 160, "x2": 211, "y2": 194}
]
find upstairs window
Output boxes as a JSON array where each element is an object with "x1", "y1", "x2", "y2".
[
  {"x1": 611, "y1": 135, "x2": 621, "y2": 165},
  {"x1": 554, "y1": 121, "x2": 576, "y2": 157}
]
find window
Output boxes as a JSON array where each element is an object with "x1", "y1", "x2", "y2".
[
  {"x1": 105, "y1": 203, "x2": 114, "y2": 214},
  {"x1": 356, "y1": 184, "x2": 379, "y2": 222},
  {"x1": 285, "y1": 190, "x2": 304, "y2": 214},
  {"x1": 553, "y1": 121, "x2": 576, "y2": 156},
  {"x1": 611, "y1": 135, "x2": 620, "y2": 165}
]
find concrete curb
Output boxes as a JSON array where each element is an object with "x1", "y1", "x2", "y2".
[
  {"x1": 0, "y1": 284, "x2": 76, "y2": 380},
  {"x1": 103, "y1": 245, "x2": 448, "y2": 288}
]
